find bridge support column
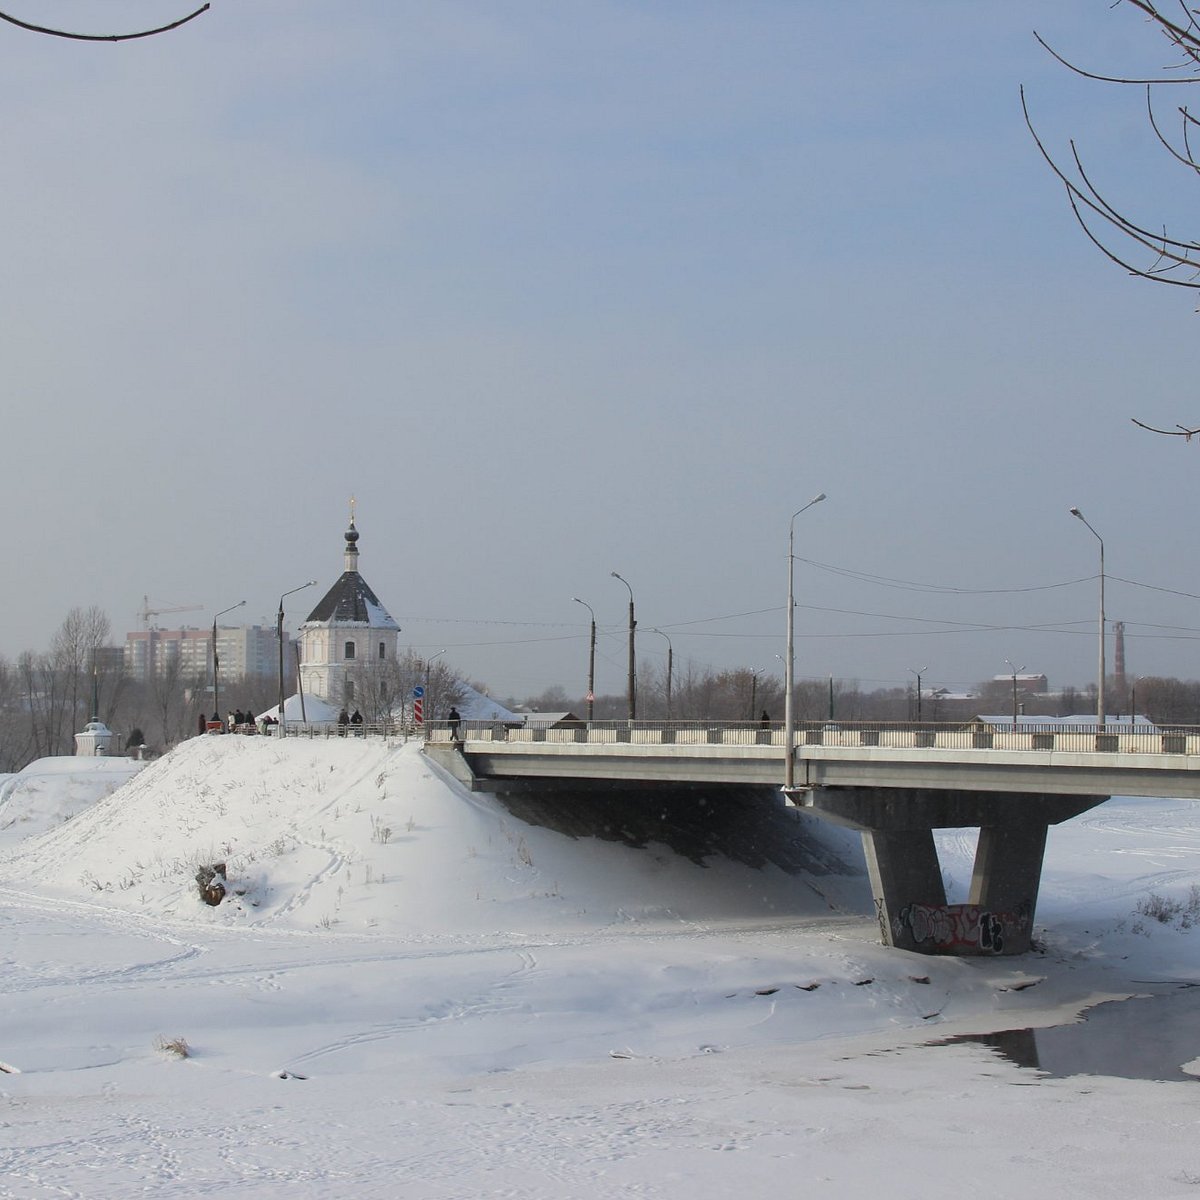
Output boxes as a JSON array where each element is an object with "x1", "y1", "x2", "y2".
[
  {"x1": 969, "y1": 823, "x2": 1048, "y2": 921},
  {"x1": 798, "y1": 788, "x2": 1108, "y2": 956},
  {"x1": 862, "y1": 828, "x2": 946, "y2": 949}
]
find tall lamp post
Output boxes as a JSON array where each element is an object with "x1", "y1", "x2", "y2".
[
  {"x1": 611, "y1": 571, "x2": 636, "y2": 721},
  {"x1": 749, "y1": 667, "x2": 764, "y2": 722},
  {"x1": 424, "y1": 648, "x2": 446, "y2": 721},
  {"x1": 277, "y1": 581, "x2": 316, "y2": 733},
  {"x1": 909, "y1": 666, "x2": 928, "y2": 722},
  {"x1": 212, "y1": 599, "x2": 246, "y2": 728},
  {"x1": 1069, "y1": 506, "x2": 1106, "y2": 729},
  {"x1": 785, "y1": 493, "x2": 826, "y2": 789},
  {"x1": 650, "y1": 628, "x2": 674, "y2": 721},
  {"x1": 572, "y1": 598, "x2": 596, "y2": 724},
  {"x1": 1004, "y1": 658, "x2": 1025, "y2": 729}
]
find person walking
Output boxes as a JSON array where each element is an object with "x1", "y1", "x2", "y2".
[{"x1": 447, "y1": 706, "x2": 461, "y2": 741}]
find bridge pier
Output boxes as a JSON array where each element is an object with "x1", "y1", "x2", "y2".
[{"x1": 800, "y1": 788, "x2": 1108, "y2": 955}]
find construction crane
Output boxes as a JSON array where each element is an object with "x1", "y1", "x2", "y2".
[{"x1": 140, "y1": 596, "x2": 203, "y2": 630}]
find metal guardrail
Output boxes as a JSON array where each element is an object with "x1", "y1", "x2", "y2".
[
  {"x1": 423, "y1": 719, "x2": 1200, "y2": 757},
  {"x1": 242, "y1": 722, "x2": 415, "y2": 741}
]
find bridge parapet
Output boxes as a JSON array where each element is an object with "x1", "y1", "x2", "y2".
[{"x1": 427, "y1": 719, "x2": 1200, "y2": 758}]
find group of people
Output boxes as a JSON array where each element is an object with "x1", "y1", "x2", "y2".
[
  {"x1": 197, "y1": 711, "x2": 278, "y2": 736},
  {"x1": 337, "y1": 708, "x2": 364, "y2": 734},
  {"x1": 195, "y1": 705, "x2": 464, "y2": 738}
]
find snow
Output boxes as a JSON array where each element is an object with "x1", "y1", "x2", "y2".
[
  {"x1": 455, "y1": 681, "x2": 522, "y2": 723},
  {"x1": 0, "y1": 755, "x2": 145, "y2": 850},
  {"x1": 3, "y1": 737, "x2": 1200, "y2": 1196},
  {"x1": 258, "y1": 692, "x2": 340, "y2": 724}
]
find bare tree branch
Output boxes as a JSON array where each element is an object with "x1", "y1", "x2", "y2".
[
  {"x1": 1027, "y1": 3, "x2": 1200, "y2": 438},
  {"x1": 0, "y1": 3, "x2": 209, "y2": 42},
  {"x1": 1131, "y1": 417, "x2": 1200, "y2": 439}
]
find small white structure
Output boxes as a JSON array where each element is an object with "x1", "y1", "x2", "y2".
[{"x1": 74, "y1": 719, "x2": 116, "y2": 757}]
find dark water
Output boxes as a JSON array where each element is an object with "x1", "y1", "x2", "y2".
[{"x1": 938, "y1": 985, "x2": 1200, "y2": 1083}]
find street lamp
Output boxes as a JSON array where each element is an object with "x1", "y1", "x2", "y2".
[
  {"x1": 572, "y1": 598, "x2": 596, "y2": 724},
  {"x1": 1005, "y1": 658, "x2": 1025, "y2": 729},
  {"x1": 212, "y1": 599, "x2": 246, "y2": 728},
  {"x1": 909, "y1": 666, "x2": 928, "y2": 722},
  {"x1": 424, "y1": 649, "x2": 446, "y2": 721},
  {"x1": 1069, "y1": 506, "x2": 1106, "y2": 729},
  {"x1": 785, "y1": 493, "x2": 826, "y2": 789},
  {"x1": 650, "y1": 628, "x2": 674, "y2": 721},
  {"x1": 277, "y1": 582, "x2": 316, "y2": 733},
  {"x1": 749, "y1": 667, "x2": 764, "y2": 722},
  {"x1": 611, "y1": 571, "x2": 636, "y2": 721},
  {"x1": 1130, "y1": 675, "x2": 1145, "y2": 723}
]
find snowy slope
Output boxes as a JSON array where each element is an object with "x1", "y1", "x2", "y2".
[
  {"x1": 0, "y1": 755, "x2": 145, "y2": 850},
  {"x1": 0, "y1": 735, "x2": 864, "y2": 939}
]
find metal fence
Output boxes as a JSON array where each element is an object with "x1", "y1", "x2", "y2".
[
  {"x1": 422, "y1": 719, "x2": 1200, "y2": 757},
  {"x1": 264, "y1": 722, "x2": 414, "y2": 741}
]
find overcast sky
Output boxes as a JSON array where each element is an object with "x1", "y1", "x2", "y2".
[{"x1": 4, "y1": 1, "x2": 1200, "y2": 701}]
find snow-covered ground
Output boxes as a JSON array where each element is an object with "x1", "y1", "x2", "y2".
[{"x1": 2, "y1": 735, "x2": 1200, "y2": 1197}]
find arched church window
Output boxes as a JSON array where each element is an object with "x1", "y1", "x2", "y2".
[
  {"x1": 379, "y1": 642, "x2": 385, "y2": 660},
  {"x1": 344, "y1": 641, "x2": 356, "y2": 660}
]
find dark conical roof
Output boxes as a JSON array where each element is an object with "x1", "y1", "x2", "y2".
[{"x1": 304, "y1": 572, "x2": 399, "y2": 629}]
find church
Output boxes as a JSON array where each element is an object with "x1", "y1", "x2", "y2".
[{"x1": 298, "y1": 513, "x2": 400, "y2": 709}]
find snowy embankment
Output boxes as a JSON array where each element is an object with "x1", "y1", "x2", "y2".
[
  {"x1": 4, "y1": 734, "x2": 863, "y2": 939},
  {"x1": 0, "y1": 754, "x2": 144, "y2": 849}
]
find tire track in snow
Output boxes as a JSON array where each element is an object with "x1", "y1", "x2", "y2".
[
  {"x1": 288, "y1": 945, "x2": 543, "y2": 1069},
  {"x1": 255, "y1": 742, "x2": 399, "y2": 924}
]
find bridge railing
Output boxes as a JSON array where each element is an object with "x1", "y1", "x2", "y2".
[
  {"x1": 425, "y1": 719, "x2": 1200, "y2": 757},
  {"x1": 272, "y1": 722, "x2": 414, "y2": 741}
]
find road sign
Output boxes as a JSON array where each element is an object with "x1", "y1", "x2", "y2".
[
  {"x1": 413, "y1": 685, "x2": 425, "y2": 698},
  {"x1": 414, "y1": 699, "x2": 424, "y2": 725}
]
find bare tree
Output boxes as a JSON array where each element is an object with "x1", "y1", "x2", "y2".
[
  {"x1": 1027, "y1": 3, "x2": 1200, "y2": 291},
  {"x1": 346, "y1": 650, "x2": 466, "y2": 725},
  {"x1": 51, "y1": 606, "x2": 112, "y2": 738},
  {"x1": 148, "y1": 654, "x2": 202, "y2": 748},
  {"x1": 0, "y1": 653, "x2": 36, "y2": 771},
  {"x1": 1027, "y1": 2, "x2": 1200, "y2": 436},
  {"x1": 19, "y1": 650, "x2": 68, "y2": 757}
]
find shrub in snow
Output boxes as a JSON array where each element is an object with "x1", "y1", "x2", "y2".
[
  {"x1": 155, "y1": 1036, "x2": 190, "y2": 1059},
  {"x1": 195, "y1": 863, "x2": 226, "y2": 906}
]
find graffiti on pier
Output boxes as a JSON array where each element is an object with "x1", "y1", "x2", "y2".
[{"x1": 895, "y1": 901, "x2": 1031, "y2": 954}]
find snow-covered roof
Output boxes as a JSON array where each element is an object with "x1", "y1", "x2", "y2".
[
  {"x1": 975, "y1": 714, "x2": 1159, "y2": 730},
  {"x1": 303, "y1": 571, "x2": 399, "y2": 630},
  {"x1": 258, "y1": 693, "x2": 340, "y2": 724},
  {"x1": 521, "y1": 711, "x2": 582, "y2": 727},
  {"x1": 455, "y1": 683, "x2": 521, "y2": 723}
]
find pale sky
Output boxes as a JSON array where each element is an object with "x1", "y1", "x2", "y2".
[{"x1": 3, "y1": 1, "x2": 1199, "y2": 701}]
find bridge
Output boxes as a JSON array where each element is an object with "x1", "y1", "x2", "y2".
[{"x1": 424, "y1": 719, "x2": 1200, "y2": 959}]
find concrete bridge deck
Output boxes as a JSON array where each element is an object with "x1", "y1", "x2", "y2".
[{"x1": 427, "y1": 720, "x2": 1200, "y2": 800}]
